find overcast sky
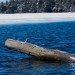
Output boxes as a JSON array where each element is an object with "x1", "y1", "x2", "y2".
[{"x1": 0, "y1": 0, "x2": 9, "y2": 3}]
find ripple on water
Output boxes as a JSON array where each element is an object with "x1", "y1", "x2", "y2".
[{"x1": 0, "y1": 22, "x2": 75, "y2": 75}]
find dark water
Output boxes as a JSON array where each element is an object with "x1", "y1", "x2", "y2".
[{"x1": 0, "y1": 22, "x2": 75, "y2": 75}]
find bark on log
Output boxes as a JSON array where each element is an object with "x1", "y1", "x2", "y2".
[{"x1": 5, "y1": 39, "x2": 75, "y2": 63}]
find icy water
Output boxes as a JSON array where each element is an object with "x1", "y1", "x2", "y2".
[{"x1": 0, "y1": 22, "x2": 75, "y2": 75}]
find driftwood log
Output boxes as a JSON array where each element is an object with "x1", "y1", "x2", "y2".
[{"x1": 5, "y1": 39, "x2": 75, "y2": 63}]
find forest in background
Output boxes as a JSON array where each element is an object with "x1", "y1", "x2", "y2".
[{"x1": 0, "y1": 0, "x2": 75, "y2": 13}]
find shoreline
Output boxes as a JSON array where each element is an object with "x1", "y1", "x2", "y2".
[{"x1": 0, "y1": 13, "x2": 75, "y2": 25}]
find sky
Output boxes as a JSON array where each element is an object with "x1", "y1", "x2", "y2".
[{"x1": 0, "y1": 0, "x2": 9, "y2": 3}]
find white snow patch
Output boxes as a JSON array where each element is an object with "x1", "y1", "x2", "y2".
[
  {"x1": 0, "y1": 13, "x2": 75, "y2": 25},
  {"x1": 70, "y1": 56, "x2": 75, "y2": 60}
]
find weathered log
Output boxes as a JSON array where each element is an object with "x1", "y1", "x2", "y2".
[{"x1": 5, "y1": 39, "x2": 75, "y2": 63}]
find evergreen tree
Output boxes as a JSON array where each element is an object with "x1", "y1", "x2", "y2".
[{"x1": 0, "y1": 0, "x2": 75, "y2": 13}]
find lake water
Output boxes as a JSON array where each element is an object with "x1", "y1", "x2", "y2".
[{"x1": 0, "y1": 22, "x2": 75, "y2": 75}]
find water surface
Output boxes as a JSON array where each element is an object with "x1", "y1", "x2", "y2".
[{"x1": 0, "y1": 22, "x2": 75, "y2": 75}]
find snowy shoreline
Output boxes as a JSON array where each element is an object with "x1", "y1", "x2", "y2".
[{"x1": 0, "y1": 13, "x2": 75, "y2": 25}]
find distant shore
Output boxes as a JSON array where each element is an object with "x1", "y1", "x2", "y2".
[{"x1": 0, "y1": 13, "x2": 75, "y2": 25}]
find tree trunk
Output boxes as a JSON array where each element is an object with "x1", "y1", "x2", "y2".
[{"x1": 5, "y1": 39, "x2": 75, "y2": 63}]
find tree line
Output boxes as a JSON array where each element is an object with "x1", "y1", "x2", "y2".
[{"x1": 0, "y1": 0, "x2": 75, "y2": 13}]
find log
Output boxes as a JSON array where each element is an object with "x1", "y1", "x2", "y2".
[{"x1": 5, "y1": 39, "x2": 75, "y2": 63}]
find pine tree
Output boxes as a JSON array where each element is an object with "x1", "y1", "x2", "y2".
[{"x1": 0, "y1": 0, "x2": 75, "y2": 13}]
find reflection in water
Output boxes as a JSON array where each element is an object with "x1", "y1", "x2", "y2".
[{"x1": 1, "y1": 58, "x2": 75, "y2": 75}]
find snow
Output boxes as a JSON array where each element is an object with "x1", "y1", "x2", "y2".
[
  {"x1": 0, "y1": 13, "x2": 75, "y2": 25},
  {"x1": 70, "y1": 56, "x2": 75, "y2": 60}
]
